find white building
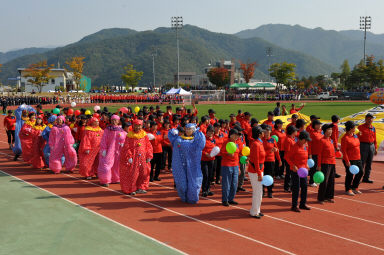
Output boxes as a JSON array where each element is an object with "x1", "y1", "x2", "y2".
[{"x1": 18, "y1": 68, "x2": 74, "y2": 92}]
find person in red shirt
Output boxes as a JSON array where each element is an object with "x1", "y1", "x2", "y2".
[
  {"x1": 236, "y1": 110, "x2": 244, "y2": 122},
  {"x1": 341, "y1": 121, "x2": 364, "y2": 196},
  {"x1": 308, "y1": 119, "x2": 323, "y2": 187},
  {"x1": 247, "y1": 118, "x2": 259, "y2": 144},
  {"x1": 4, "y1": 110, "x2": 16, "y2": 149},
  {"x1": 248, "y1": 126, "x2": 266, "y2": 219},
  {"x1": 229, "y1": 113, "x2": 238, "y2": 128},
  {"x1": 271, "y1": 119, "x2": 286, "y2": 179},
  {"x1": 208, "y1": 109, "x2": 218, "y2": 125},
  {"x1": 331, "y1": 115, "x2": 342, "y2": 179},
  {"x1": 262, "y1": 111, "x2": 275, "y2": 130},
  {"x1": 283, "y1": 125, "x2": 298, "y2": 192},
  {"x1": 220, "y1": 129, "x2": 243, "y2": 206},
  {"x1": 285, "y1": 114, "x2": 298, "y2": 132},
  {"x1": 289, "y1": 103, "x2": 305, "y2": 114},
  {"x1": 201, "y1": 126, "x2": 216, "y2": 197},
  {"x1": 240, "y1": 112, "x2": 252, "y2": 144},
  {"x1": 213, "y1": 123, "x2": 226, "y2": 184},
  {"x1": 286, "y1": 130, "x2": 311, "y2": 212},
  {"x1": 161, "y1": 121, "x2": 172, "y2": 171},
  {"x1": 358, "y1": 113, "x2": 377, "y2": 183},
  {"x1": 148, "y1": 121, "x2": 163, "y2": 182},
  {"x1": 199, "y1": 116, "x2": 209, "y2": 134},
  {"x1": 317, "y1": 124, "x2": 336, "y2": 204},
  {"x1": 306, "y1": 115, "x2": 320, "y2": 134}
]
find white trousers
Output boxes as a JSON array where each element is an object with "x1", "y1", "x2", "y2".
[{"x1": 249, "y1": 172, "x2": 263, "y2": 216}]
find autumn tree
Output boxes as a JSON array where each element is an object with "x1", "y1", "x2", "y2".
[
  {"x1": 207, "y1": 67, "x2": 229, "y2": 88},
  {"x1": 239, "y1": 61, "x2": 257, "y2": 83},
  {"x1": 269, "y1": 62, "x2": 296, "y2": 90},
  {"x1": 121, "y1": 64, "x2": 143, "y2": 91},
  {"x1": 23, "y1": 60, "x2": 54, "y2": 93},
  {"x1": 66, "y1": 56, "x2": 85, "y2": 92}
]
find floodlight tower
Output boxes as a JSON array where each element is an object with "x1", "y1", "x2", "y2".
[
  {"x1": 171, "y1": 16, "x2": 183, "y2": 88},
  {"x1": 360, "y1": 16, "x2": 372, "y2": 64}
]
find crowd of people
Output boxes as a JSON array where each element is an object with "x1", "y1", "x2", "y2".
[{"x1": 3, "y1": 101, "x2": 381, "y2": 218}]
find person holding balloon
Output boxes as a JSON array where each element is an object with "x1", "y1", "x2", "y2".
[
  {"x1": 341, "y1": 121, "x2": 364, "y2": 196},
  {"x1": 248, "y1": 126, "x2": 266, "y2": 218},
  {"x1": 283, "y1": 125, "x2": 298, "y2": 192},
  {"x1": 220, "y1": 128, "x2": 243, "y2": 206},
  {"x1": 201, "y1": 125, "x2": 218, "y2": 197},
  {"x1": 308, "y1": 119, "x2": 323, "y2": 187},
  {"x1": 286, "y1": 131, "x2": 311, "y2": 212},
  {"x1": 271, "y1": 119, "x2": 286, "y2": 179},
  {"x1": 316, "y1": 124, "x2": 336, "y2": 204}
]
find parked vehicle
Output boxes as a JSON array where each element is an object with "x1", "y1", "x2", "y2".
[
  {"x1": 316, "y1": 92, "x2": 338, "y2": 100},
  {"x1": 341, "y1": 92, "x2": 370, "y2": 100}
]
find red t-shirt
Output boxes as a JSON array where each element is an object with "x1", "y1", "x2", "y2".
[
  {"x1": 341, "y1": 133, "x2": 360, "y2": 163},
  {"x1": 201, "y1": 136, "x2": 216, "y2": 161},
  {"x1": 249, "y1": 138, "x2": 265, "y2": 175},
  {"x1": 4, "y1": 116, "x2": 16, "y2": 131},
  {"x1": 286, "y1": 142, "x2": 309, "y2": 170},
  {"x1": 317, "y1": 137, "x2": 336, "y2": 165},
  {"x1": 220, "y1": 139, "x2": 243, "y2": 167}
]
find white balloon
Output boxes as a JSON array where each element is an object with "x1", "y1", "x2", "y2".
[
  {"x1": 94, "y1": 105, "x2": 100, "y2": 112},
  {"x1": 210, "y1": 146, "x2": 221, "y2": 157},
  {"x1": 147, "y1": 133, "x2": 155, "y2": 140},
  {"x1": 71, "y1": 102, "x2": 76, "y2": 108}
]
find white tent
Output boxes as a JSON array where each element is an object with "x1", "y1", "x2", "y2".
[{"x1": 165, "y1": 88, "x2": 192, "y2": 95}]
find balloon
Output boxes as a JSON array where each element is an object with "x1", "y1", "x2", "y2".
[
  {"x1": 71, "y1": 102, "x2": 76, "y2": 108},
  {"x1": 85, "y1": 110, "x2": 91, "y2": 115},
  {"x1": 335, "y1": 151, "x2": 342, "y2": 158},
  {"x1": 226, "y1": 142, "x2": 237, "y2": 154},
  {"x1": 74, "y1": 110, "x2": 81, "y2": 116},
  {"x1": 307, "y1": 158, "x2": 315, "y2": 168},
  {"x1": 93, "y1": 113, "x2": 100, "y2": 118},
  {"x1": 313, "y1": 171, "x2": 325, "y2": 184},
  {"x1": 94, "y1": 105, "x2": 100, "y2": 112},
  {"x1": 271, "y1": 135, "x2": 279, "y2": 143},
  {"x1": 52, "y1": 108, "x2": 60, "y2": 114},
  {"x1": 242, "y1": 146, "x2": 250, "y2": 156},
  {"x1": 67, "y1": 109, "x2": 74, "y2": 115},
  {"x1": 147, "y1": 133, "x2": 155, "y2": 141},
  {"x1": 240, "y1": 156, "x2": 247, "y2": 164},
  {"x1": 73, "y1": 143, "x2": 79, "y2": 149},
  {"x1": 210, "y1": 146, "x2": 220, "y2": 157},
  {"x1": 297, "y1": 168, "x2": 308, "y2": 178},
  {"x1": 119, "y1": 107, "x2": 128, "y2": 114},
  {"x1": 261, "y1": 175, "x2": 274, "y2": 186},
  {"x1": 134, "y1": 106, "x2": 140, "y2": 113},
  {"x1": 349, "y1": 165, "x2": 360, "y2": 175}
]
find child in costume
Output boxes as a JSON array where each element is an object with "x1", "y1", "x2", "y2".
[
  {"x1": 30, "y1": 115, "x2": 46, "y2": 169},
  {"x1": 19, "y1": 112, "x2": 36, "y2": 163},
  {"x1": 13, "y1": 104, "x2": 36, "y2": 161}
]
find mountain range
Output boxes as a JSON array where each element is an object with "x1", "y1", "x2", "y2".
[{"x1": 0, "y1": 24, "x2": 383, "y2": 87}]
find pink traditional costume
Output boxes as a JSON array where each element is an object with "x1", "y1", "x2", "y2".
[
  {"x1": 48, "y1": 116, "x2": 78, "y2": 173},
  {"x1": 119, "y1": 119, "x2": 153, "y2": 194},
  {"x1": 79, "y1": 117, "x2": 104, "y2": 178},
  {"x1": 30, "y1": 116, "x2": 47, "y2": 169},
  {"x1": 97, "y1": 115, "x2": 127, "y2": 186}
]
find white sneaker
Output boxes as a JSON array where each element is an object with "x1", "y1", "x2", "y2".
[
  {"x1": 346, "y1": 191, "x2": 355, "y2": 196},
  {"x1": 310, "y1": 183, "x2": 317, "y2": 187},
  {"x1": 352, "y1": 189, "x2": 362, "y2": 194}
]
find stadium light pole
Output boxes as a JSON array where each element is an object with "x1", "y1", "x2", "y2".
[
  {"x1": 151, "y1": 48, "x2": 157, "y2": 91},
  {"x1": 360, "y1": 16, "x2": 371, "y2": 64},
  {"x1": 171, "y1": 16, "x2": 183, "y2": 88},
  {"x1": 266, "y1": 47, "x2": 273, "y2": 82}
]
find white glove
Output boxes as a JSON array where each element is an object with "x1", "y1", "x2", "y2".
[
  {"x1": 128, "y1": 158, "x2": 133, "y2": 164},
  {"x1": 146, "y1": 158, "x2": 151, "y2": 163},
  {"x1": 147, "y1": 133, "x2": 155, "y2": 140},
  {"x1": 172, "y1": 129, "x2": 178, "y2": 135},
  {"x1": 191, "y1": 126, "x2": 196, "y2": 133},
  {"x1": 73, "y1": 127, "x2": 77, "y2": 132},
  {"x1": 210, "y1": 146, "x2": 220, "y2": 157},
  {"x1": 85, "y1": 150, "x2": 90, "y2": 154},
  {"x1": 102, "y1": 150, "x2": 106, "y2": 157}
]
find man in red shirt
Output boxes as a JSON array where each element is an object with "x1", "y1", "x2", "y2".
[
  {"x1": 262, "y1": 111, "x2": 275, "y2": 130},
  {"x1": 285, "y1": 114, "x2": 298, "y2": 132},
  {"x1": 3, "y1": 110, "x2": 16, "y2": 149},
  {"x1": 148, "y1": 121, "x2": 163, "y2": 182},
  {"x1": 161, "y1": 121, "x2": 172, "y2": 171},
  {"x1": 358, "y1": 113, "x2": 377, "y2": 183},
  {"x1": 208, "y1": 109, "x2": 218, "y2": 125},
  {"x1": 331, "y1": 115, "x2": 342, "y2": 178},
  {"x1": 308, "y1": 119, "x2": 323, "y2": 187},
  {"x1": 290, "y1": 103, "x2": 305, "y2": 114},
  {"x1": 201, "y1": 126, "x2": 216, "y2": 197},
  {"x1": 306, "y1": 115, "x2": 320, "y2": 134},
  {"x1": 283, "y1": 125, "x2": 298, "y2": 192}
]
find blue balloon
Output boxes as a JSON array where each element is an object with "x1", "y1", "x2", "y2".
[
  {"x1": 261, "y1": 175, "x2": 274, "y2": 186},
  {"x1": 349, "y1": 165, "x2": 359, "y2": 175},
  {"x1": 308, "y1": 158, "x2": 315, "y2": 168}
]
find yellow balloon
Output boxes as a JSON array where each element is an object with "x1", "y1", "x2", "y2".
[
  {"x1": 134, "y1": 106, "x2": 140, "y2": 113},
  {"x1": 85, "y1": 110, "x2": 91, "y2": 115},
  {"x1": 242, "y1": 146, "x2": 250, "y2": 156}
]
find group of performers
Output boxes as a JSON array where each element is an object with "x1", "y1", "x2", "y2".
[{"x1": 3, "y1": 102, "x2": 379, "y2": 219}]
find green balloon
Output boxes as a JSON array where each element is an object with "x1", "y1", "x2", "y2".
[
  {"x1": 271, "y1": 135, "x2": 279, "y2": 143},
  {"x1": 240, "y1": 156, "x2": 247, "y2": 164},
  {"x1": 53, "y1": 108, "x2": 60, "y2": 114},
  {"x1": 313, "y1": 171, "x2": 325, "y2": 184},
  {"x1": 73, "y1": 143, "x2": 79, "y2": 149},
  {"x1": 226, "y1": 142, "x2": 237, "y2": 154}
]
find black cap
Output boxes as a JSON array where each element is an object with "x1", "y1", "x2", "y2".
[
  {"x1": 229, "y1": 113, "x2": 235, "y2": 118},
  {"x1": 244, "y1": 112, "x2": 251, "y2": 116},
  {"x1": 7, "y1": 110, "x2": 13, "y2": 114},
  {"x1": 213, "y1": 122, "x2": 220, "y2": 128},
  {"x1": 275, "y1": 119, "x2": 284, "y2": 125},
  {"x1": 177, "y1": 126, "x2": 185, "y2": 133},
  {"x1": 206, "y1": 125, "x2": 214, "y2": 133},
  {"x1": 321, "y1": 123, "x2": 334, "y2": 133},
  {"x1": 208, "y1": 109, "x2": 216, "y2": 114},
  {"x1": 260, "y1": 123, "x2": 272, "y2": 131},
  {"x1": 365, "y1": 113, "x2": 374, "y2": 119},
  {"x1": 299, "y1": 131, "x2": 311, "y2": 141},
  {"x1": 233, "y1": 124, "x2": 244, "y2": 132},
  {"x1": 286, "y1": 125, "x2": 298, "y2": 135},
  {"x1": 56, "y1": 105, "x2": 62, "y2": 109},
  {"x1": 312, "y1": 119, "x2": 322, "y2": 127},
  {"x1": 268, "y1": 111, "x2": 274, "y2": 116},
  {"x1": 292, "y1": 114, "x2": 298, "y2": 119},
  {"x1": 331, "y1": 115, "x2": 340, "y2": 123},
  {"x1": 345, "y1": 121, "x2": 356, "y2": 131},
  {"x1": 229, "y1": 128, "x2": 239, "y2": 137},
  {"x1": 310, "y1": 115, "x2": 320, "y2": 120},
  {"x1": 252, "y1": 126, "x2": 264, "y2": 139}
]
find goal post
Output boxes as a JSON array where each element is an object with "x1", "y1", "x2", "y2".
[{"x1": 187, "y1": 90, "x2": 226, "y2": 104}]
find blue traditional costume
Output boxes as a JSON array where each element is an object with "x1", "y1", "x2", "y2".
[
  {"x1": 12, "y1": 104, "x2": 36, "y2": 156},
  {"x1": 168, "y1": 124, "x2": 206, "y2": 204}
]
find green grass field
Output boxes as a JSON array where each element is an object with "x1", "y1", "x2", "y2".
[{"x1": 98, "y1": 102, "x2": 374, "y2": 121}]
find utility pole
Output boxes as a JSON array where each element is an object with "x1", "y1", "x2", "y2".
[
  {"x1": 266, "y1": 47, "x2": 273, "y2": 82},
  {"x1": 151, "y1": 48, "x2": 157, "y2": 91},
  {"x1": 360, "y1": 16, "x2": 372, "y2": 64},
  {"x1": 171, "y1": 16, "x2": 183, "y2": 88}
]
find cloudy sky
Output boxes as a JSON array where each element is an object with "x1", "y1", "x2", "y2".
[{"x1": 0, "y1": 0, "x2": 383, "y2": 52}]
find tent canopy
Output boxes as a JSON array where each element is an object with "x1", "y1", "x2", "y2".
[
  {"x1": 230, "y1": 82, "x2": 276, "y2": 89},
  {"x1": 165, "y1": 88, "x2": 192, "y2": 95}
]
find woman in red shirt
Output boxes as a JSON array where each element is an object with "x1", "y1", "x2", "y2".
[
  {"x1": 248, "y1": 126, "x2": 266, "y2": 218},
  {"x1": 213, "y1": 123, "x2": 226, "y2": 184},
  {"x1": 4, "y1": 110, "x2": 16, "y2": 149},
  {"x1": 161, "y1": 121, "x2": 172, "y2": 172},
  {"x1": 286, "y1": 131, "x2": 311, "y2": 212},
  {"x1": 317, "y1": 124, "x2": 336, "y2": 204},
  {"x1": 148, "y1": 121, "x2": 163, "y2": 182},
  {"x1": 341, "y1": 121, "x2": 364, "y2": 196},
  {"x1": 201, "y1": 126, "x2": 216, "y2": 197},
  {"x1": 308, "y1": 119, "x2": 323, "y2": 187},
  {"x1": 283, "y1": 125, "x2": 298, "y2": 192},
  {"x1": 271, "y1": 119, "x2": 286, "y2": 179}
]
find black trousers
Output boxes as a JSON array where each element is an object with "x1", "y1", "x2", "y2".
[
  {"x1": 201, "y1": 160, "x2": 214, "y2": 192},
  {"x1": 284, "y1": 163, "x2": 292, "y2": 191},
  {"x1": 309, "y1": 155, "x2": 318, "y2": 184},
  {"x1": 214, "y1": 156, "x2": 222, "y2": 183},
  {"x1": 343, "y1": 160, "x2": 364, "y2": 191},
  {"x1": 360, "y1": 143, "x2": 375, "y2": 180},
  {"x1": 274, "y1": 151, "x2": 285, "y2": 176},
  {"x1": 161, "y1": 146, "x2": 172, "y2": 170},
  {"x1": 3, "y1": 105, "x2": 7, "y2": 114},
  {"x1": 150, "y1": 153, "x2": 162, "y2": 179},
  {"x1": 291, "y1": 171, "x2": 307, "y2": 208},
  {"x1": 263, "y1": 161, "x2": 275, "y2": 193},
  {"x1": 6, "y1": 130, "x2": 15, "y2": 144},
  {"x1": 318, "y1": 164, "x2": 335, "y2": 201}
]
